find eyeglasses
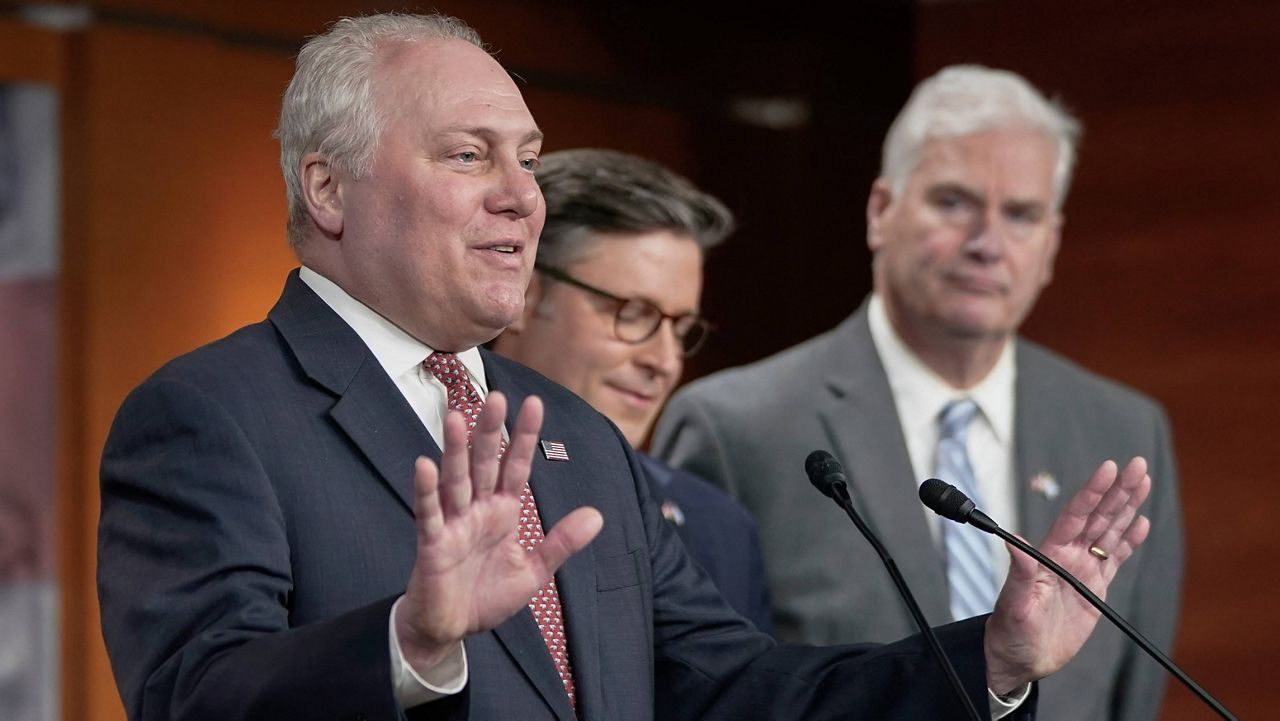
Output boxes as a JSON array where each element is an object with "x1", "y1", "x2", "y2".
[{"x1": 535, "y1": 263, "x2": 712, "y2": 357}]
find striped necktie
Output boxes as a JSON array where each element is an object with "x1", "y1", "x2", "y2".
[{"x1": 934, "y1": 398, "x2": 997, "y2": 620}]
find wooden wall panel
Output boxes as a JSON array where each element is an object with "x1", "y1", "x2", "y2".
[
  {"x1": 61, "y1": 22, "x2": 298, "y2": 721},
  {"x1": 917, "y1": 1, "x2": 1280, "y2": 717}
]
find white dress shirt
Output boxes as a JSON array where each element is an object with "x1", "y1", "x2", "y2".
[
  {"x1": 868, "y1": 294, "x2": 1020, "y2": 584},
  {"x1": 868, "y1": 294, "x2": 1030, "y2": 715}
]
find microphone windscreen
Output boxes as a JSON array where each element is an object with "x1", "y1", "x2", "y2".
[
  {"x1": 805, "y1": 450, "x2": 841, "y2": 499},
  {"x1": 919, "y1": 478, "x2": 973, "y2": 522}
]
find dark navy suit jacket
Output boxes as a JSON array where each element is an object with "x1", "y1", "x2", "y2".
[
  {"x1": 97, "y1": 271, "x2": 1026, "y2": 721},
  {"x1": 638, "y1": 454, "x2": 772, "y2": 634}
]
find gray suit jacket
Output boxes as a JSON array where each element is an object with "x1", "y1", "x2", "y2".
[{"x1": 653, "y1": 300, "x2": 1184, "y2": 721}]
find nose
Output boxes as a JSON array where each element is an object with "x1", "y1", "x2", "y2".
[
  {"x1": 486, "y1": 159, "x2": 541, "y2": 218},
  {"x1": 964, "y1": 209, "x2": 1007, "y2": 263},
  {"x1": 634, "y1": 319, "x2": 683, "y2": 381}
]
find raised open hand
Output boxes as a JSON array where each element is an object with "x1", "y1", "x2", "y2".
[
  {"x1": 985, "y1": 457, "x2": 1152, "y2": 693},
  {"x1": 394, "y1": 392, "x2": 603, "y2": 672}
]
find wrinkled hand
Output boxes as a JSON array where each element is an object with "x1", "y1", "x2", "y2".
[
  {"x1": 394, "y1": 392, "x2": 603, "y2": 673},
  {"x1": 985, "y1": 457, "x2": 1152, "y2": 693}
]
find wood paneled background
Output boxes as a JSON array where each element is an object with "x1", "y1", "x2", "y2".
[{"x1": 0, "y1": 1, "x2": 1273, "y2": 717}]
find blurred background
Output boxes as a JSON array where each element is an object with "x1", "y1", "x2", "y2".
[{"x1": 0, "y1": 0, "x2": 1276, "y2": 718}]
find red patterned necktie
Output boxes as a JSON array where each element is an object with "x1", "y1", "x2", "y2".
[{"x1": 424, "y1": 352, "x2": 576, "y2": 710}]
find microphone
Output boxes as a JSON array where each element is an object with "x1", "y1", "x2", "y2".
[
  {"x1": 920, "y1": 478, "x2": 1238, "y2": 721},
  {"x1": 804, "y1": 451, "x2": 982, "y2": 721}
]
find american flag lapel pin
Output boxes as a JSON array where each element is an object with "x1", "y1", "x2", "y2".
[
  {"x1": 540, "y1": 440, "x2": 570, "y2": 461},
  {"x1": 1029, "y1": 471, "x2": 1060, "y2": 500}
]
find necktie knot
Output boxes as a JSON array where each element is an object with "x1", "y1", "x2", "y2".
[
  {"x1": 425, "y1": 352, "x2": 465, "y2": 386},
  {"x1": 939, "y1": 398, "x2": 979, "y2": 443}
]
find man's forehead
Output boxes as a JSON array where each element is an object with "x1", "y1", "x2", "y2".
[
  {"x1": 373, "y1": 36, "x2": 537, "y2": 138},
  {"x1": 912, "y1": 129, "x2": 1057, "y2": 193}
]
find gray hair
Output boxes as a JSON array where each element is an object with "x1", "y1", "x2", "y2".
[
  {"x1": 881, "y1": 64, "x2": 1082, "y2": 210},
  {"x1": 275, "y1": 13, "x2": 484, "y2": 247},
  {"x1": 535, "y1": 148, "x2": 734, "y2": 269}
]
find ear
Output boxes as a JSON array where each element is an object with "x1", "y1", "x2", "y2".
[
  {"x1": 300, "y1": 151, "x2": 344, "y2": 237},
  {"x1": 866, "y1": 178, "x2": 895, "y2": 253},
  {"x1": 1040, "y1": 214, "x2": 1063, "y2": 286},
  {"x1": 506, "y1": 273, "x2": 547, "y2": 334}
]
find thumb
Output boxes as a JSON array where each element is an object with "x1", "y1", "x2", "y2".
[{"x1": 1005, "y1": 535, "x2": 1039, "y2": 581}]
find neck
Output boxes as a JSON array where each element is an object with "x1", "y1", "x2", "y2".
[
  {"x1": 883, "y1": 307, "x2": 1008, "y2": 390},
  {"x1": 910, "y1": 335, "x2": 1005, "y2": 389}
]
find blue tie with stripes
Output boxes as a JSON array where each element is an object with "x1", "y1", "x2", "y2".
[{"x1": 935, "y1": 399, "x2": 997, "y2": 620}]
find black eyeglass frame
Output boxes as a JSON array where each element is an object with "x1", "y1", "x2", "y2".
[{"x1": 534, "y1": 262, "x2": 712, "y2": 357}]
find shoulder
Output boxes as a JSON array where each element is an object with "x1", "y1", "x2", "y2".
[
  {"x1": 480, "y1": 350, "x2": 603, "y2": 418},
  {"x1": 670, "y1": 311, "x2": 863, "y2": 413},
  {"x1": 1017, "y1": 338, "x2": 1168, "y2": 422},
  {"x1": 640, "y1": 454, "x2": 759, "y2": 526}
]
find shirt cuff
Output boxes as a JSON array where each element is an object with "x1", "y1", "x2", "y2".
[
  {"x1": 989, "y1": 683, "x2": 1032, "y2": 719},
  {"x1": 389, "y1": 596, "x2": 468, "y2": 708}
]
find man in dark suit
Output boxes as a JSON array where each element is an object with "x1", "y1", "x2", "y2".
[
  {"x1": 654, "y1": 65, "x2": 1183, "y2": 721},
  {"x1": 491, "y1": 148, "x2": 771, "y2": 632},
  {"x1": 98, "y1": 16, "x2": 1154, "y2": 721}
]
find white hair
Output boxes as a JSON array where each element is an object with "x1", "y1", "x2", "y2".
[
  {"x1": 881, "y1": 64, "x2": 1082, "y2": 210},
  {"x1": 274, "y1": 13, "x2": 484, "y2": 247}
]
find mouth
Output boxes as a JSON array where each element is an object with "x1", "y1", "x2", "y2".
[
  {"x1": 605, "y1": 381, "x2": 662, "y2": 409},
  {"x1": 946, "y1": 273, "x2": 1006, "y2": 296},
  {"x1": 477, "y1": 239, "x2": 525, "y2": 254},
  {"x1": 472, "y1": 239, "x2": 528, "y2": 267}
]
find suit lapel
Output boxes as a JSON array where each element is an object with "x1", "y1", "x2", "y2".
[
  {"x1": 484, "y1": 352, "x2": 592, "y2": 721},
  {"x1": 1014, "y1": 342, "x2": 1073, "y2": 542},
  {"x1": 269, "y1": 270, "x2": 439, "y2": 514},
  {"x1": 817, "y1": 305, "x2": 952, "y2": 622}
]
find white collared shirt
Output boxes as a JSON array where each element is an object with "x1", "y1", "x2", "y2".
[
  {"x1": 300, "y1": 266, "x2": 490, "y2": 445},
  {"x1": 867, "y1": 294, "x2": 1019, "y2": 587}
]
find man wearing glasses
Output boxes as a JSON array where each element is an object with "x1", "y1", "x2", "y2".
[{"x1": 492, "y1": 148, "x2": 772, "y2": 632}]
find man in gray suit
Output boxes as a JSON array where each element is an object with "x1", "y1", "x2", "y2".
[{"x1": 653, "y1": 65, "x2": 1183, "y2": 721}]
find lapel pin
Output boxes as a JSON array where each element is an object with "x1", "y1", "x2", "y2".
[
  {"x1": 661, "y1": 500, "x2": 686, "y2": 527},
  {"x1": 1029, "y1": 471, "x2": 1060, "y2": 500},
  {"x1": 540, "y1": 440, "x2": 570, "y2": 461}
]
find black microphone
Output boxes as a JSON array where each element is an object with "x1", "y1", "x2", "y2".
[
  {"x1": 920, "y1": 478, "x2": 1238, "y2": 721},
  {"x1": 804, "y1": 451, "x2": 982, "y2": 721}
]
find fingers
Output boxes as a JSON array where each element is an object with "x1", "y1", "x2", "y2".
[
  {"x1": 413, "y1": 456, "x2": 445, "y2": 544},
  {"x1": 533, "y1": 506, "x2": 604, "y2": 577},
  {"x1": 438, "y1": 410, "x2": 473, "y2": 515},
  {"x1": 1086, "y1": 460, "x2": 1152, "y2": 574},
  {"x1": 1005, "y1": 534, "x2": 1040, "y2": 582},
  {"x1": 1080, "y1": 457, "x2": 1148, "y2": 542},
  {"x1": 1106, "y1": 514, "x2": 1150, "y2": 569},
  {"x1": 470, "y1": 391, "x2": 507, "y2": 498},
  {"x1": 1041, "y1": 460, "x2": 1117, "y2": 548},
  {"x1": 1038, "y1": 457, "x2": 1155, "y2": 591},
  {"x1": 498, "y1": 395, "x2": 543, "y2": 497}
]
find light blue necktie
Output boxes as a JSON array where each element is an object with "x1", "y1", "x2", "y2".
[{"x1": 935, "y1": 399, "x2": 997, "y2": 620}]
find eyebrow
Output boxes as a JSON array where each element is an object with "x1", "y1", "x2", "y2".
[
  {"x1": 438, "y1": 127, "x2": 544, "y2": 146},
  {"x1": 928, "y1": 182, "x2": 984, "y2": 204},
  {"x1": 930, "y1": 182, "x2": 1048, "y2": 212}
]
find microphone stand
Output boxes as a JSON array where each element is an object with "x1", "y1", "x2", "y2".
[
  {"x1": 987, "y1": 526, "x2": 1237, "y2": 721},
  {"x1": 827, "y1": 485, "x2": 985, "y2": 721},
  {"x1": 922, "y1": 479, "x2": 1238, "y2": 721}
]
